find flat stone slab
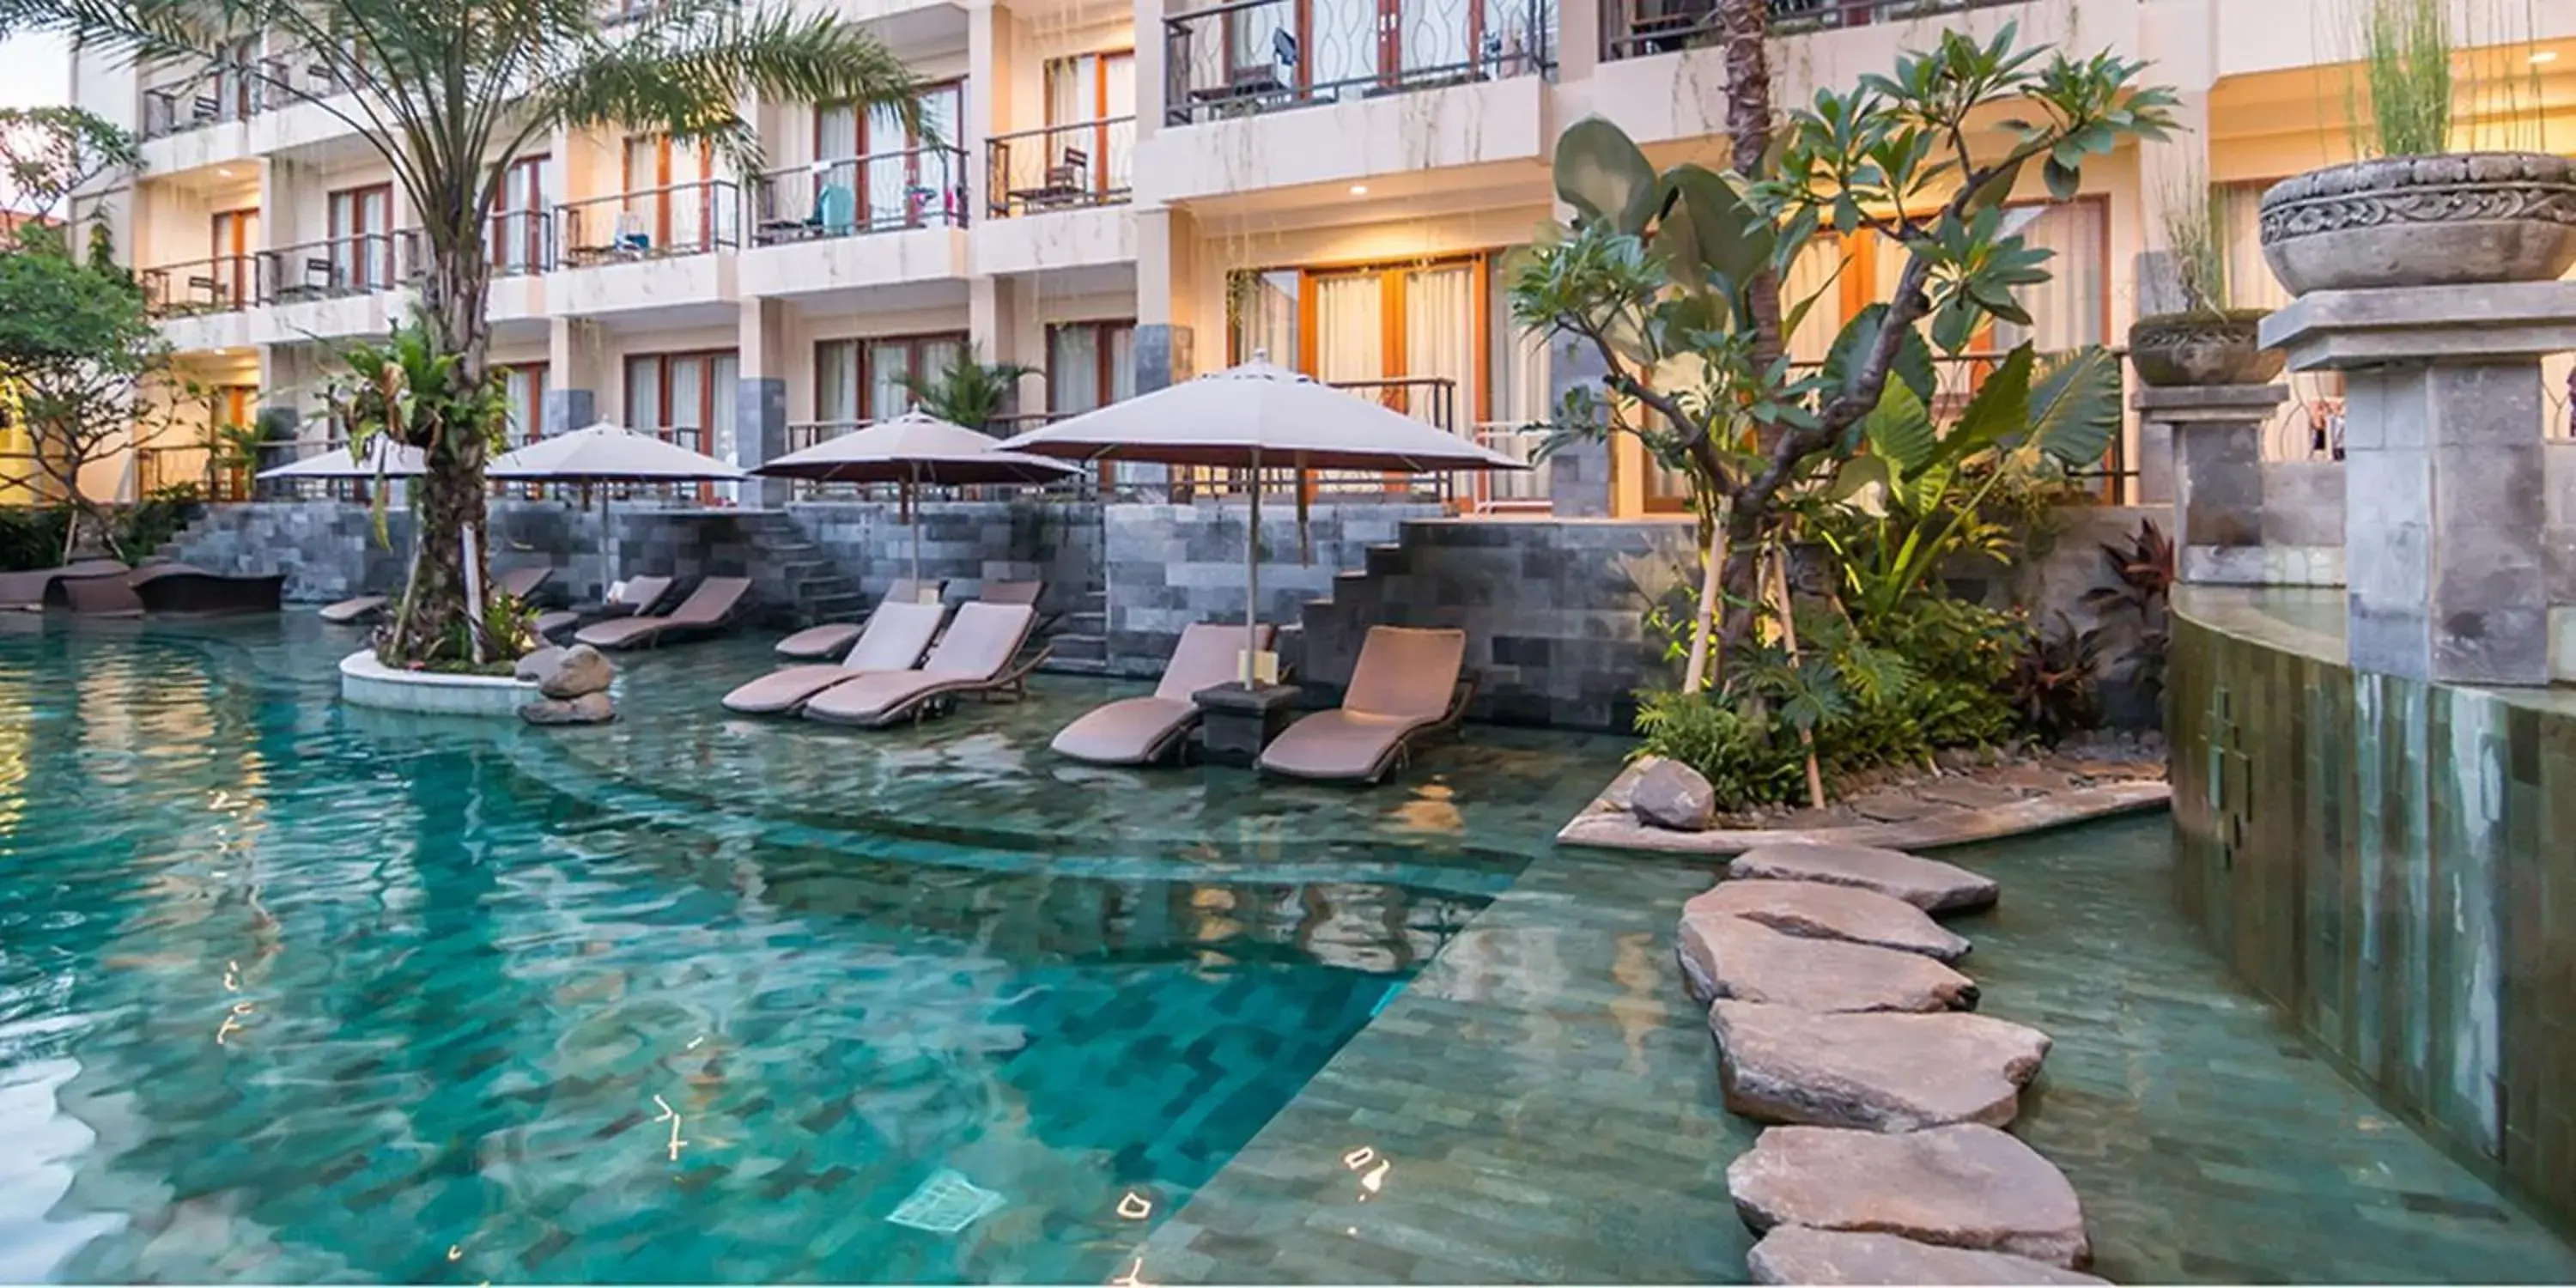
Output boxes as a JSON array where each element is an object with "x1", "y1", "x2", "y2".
[
  {"x1": 1684, "y1": 879, "x2": 1973, "y2": 963},
  {"x1": 1748, "y1": 1227, "x2": 2108, "y2": 1285},
  {"x1": 1558, "y1": 761, "x2": 2169, "y2": 858},
  {"x1": 1710, "y1": 1001, "x2": 2050, "y2": 1131},
  {"x1": 1729, "y1": 1125, "x2": 2091, "y2": 1268},
  {"x1": 1678, "y1": 914, "x2": 1978, "y2": 1013},
  {"x1": 1729, "y1": 843, "x2": 2000, "y2": 915}
]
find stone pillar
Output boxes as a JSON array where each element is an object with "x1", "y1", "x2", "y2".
[
  {"x1": 735, "y1": 298, "x2": 788, "y2": 507},
  {"x1": 2133, "y1": 385, "x2": 2286, "y2": 585},
  {"x1": 2263, "y1": 281, "x2": 2576, "y2": 685},
  {"x1": 1546, "y1": 337, "x2": 1613, "y2": 517}
]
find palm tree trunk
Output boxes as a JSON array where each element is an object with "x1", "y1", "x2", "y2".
[
  {"x1": 1717, "y1": 0, "x2": 1781, "y2": 648},
  {"x1": 387, "y1": 228, "x2": 497, "y2": 664}
]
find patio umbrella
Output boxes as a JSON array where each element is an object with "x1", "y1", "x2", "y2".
[
  {"x1": 751, "y1": 409, "x2": 1083, "y2": 585},
  {"x1": 253, "y1": 437, "x2": 427, "y2": 480},
  {"x1": 487, "y1": 421, "x2": 745, "y2": 589},
  {"x1": 997, "y1": 356, "x2": 1527, "y2": 685}
]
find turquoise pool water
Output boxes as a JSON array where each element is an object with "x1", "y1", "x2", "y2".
[{"x1": 0, "y1": 617, "x2": 1627, "y2": 1283}]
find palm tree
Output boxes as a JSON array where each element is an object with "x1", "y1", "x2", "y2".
[
  {"x1": 3, "y1": 0, "x2": 920, "y2": 663},
  {"x1": 896, "y1": 343, "x2": 1036, "y2": 433},
  {"x1": 1719, "y1": 0, "x2": 1778, "y2": 367}
]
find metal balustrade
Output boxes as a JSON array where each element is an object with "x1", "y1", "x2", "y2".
[
  {"x1": 749, "y1": 148, "x2": 969, "y2": 246},
  {"x1": 985, "y1": 118, "x2": 1136, "y2": 218},
  {"x1": 1163, "y1": 0, "x2": 1555, "y2": 125},
  {"x1": 140, "y1": 255, "x2": 259, "y2": 318},
  {"x1": 555, "y1": 179, "x2": 742, "y2": 266},
  {"x1": 1607, "y1": 0, "x2": 2029, "y2": 58},
  {"x1": 254, "y1": 232, "x2": 417, "y2": 304}
]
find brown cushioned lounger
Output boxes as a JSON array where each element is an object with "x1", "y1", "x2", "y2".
[
  {"x1": 318, "y1": 595, "x2": 386, "y2": 623},
  {"x1": 495, "y1": 566, "x2": 552, "y2": 601},
  {"x1": 61, "y1": 573, "x2": 146, "y2": 616},
  {"x1": 1051, "y1": 622, "x2": 1275, "y2": 766},
  {"x1": 773, "y1": 578, "x2": 942, "y2": 660},
  {"x1": 722, "y1": 600, "x2": 948, "y2": 714},
  {"x1": 128, "y1": 563, "x2": 286, "y2": 616},
  {"x1": 0, "y1": 560, "x2": 129, "y2": 611},
  {"x1": 575, "y1": 576, "x2": 751, "y2": 650},
  {"x1": 803, "y1": 601, "x2": 1048, "y2": 727},
  {"x1": 537, "y1": 574, "x2": 670, "y2": 641},
  {"x1": 978, "y1": 580, "x2": 1043, "y2": 605},
  {"x1": 1258, "y1": 626, "x2": 1472, "y2": 784}
]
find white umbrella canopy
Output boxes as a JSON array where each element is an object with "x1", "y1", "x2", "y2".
[
  {"x1": 753, "y1": 410, "x2": 1084, "y2": 585},
  {"x1": 486, "y1": 421, "x2": 746, "y2": 483},
  {"x1": 997, "y1": 356, "x2": 1529, "y2": 686},
  {"x1": 993, "y1": 357, "x2": 1528, "y2": 472},
  {"x1": 254, "y1": 437, "x2": 426, "y2": 480}
]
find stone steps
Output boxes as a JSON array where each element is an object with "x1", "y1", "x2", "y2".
[{"x1": 1676, "y1": 837, "x2": 2100, "y2": 1281}]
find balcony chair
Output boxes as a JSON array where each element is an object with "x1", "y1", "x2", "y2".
[{"x1": 816, "y1": 183, "x2": 857, "y2": 237}]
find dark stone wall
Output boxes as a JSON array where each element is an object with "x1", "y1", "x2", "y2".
[{"x1": 2169, "y1": 605, "x2": 2576, "y2": 1231}]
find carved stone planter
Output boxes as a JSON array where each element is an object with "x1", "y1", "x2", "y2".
[
  {"x1": 2129, "y1": 311, "x2": 2284, "y2": 388},
  {"x1": 2258, "y1": 152, "x2": 2576, "y2": 296}
]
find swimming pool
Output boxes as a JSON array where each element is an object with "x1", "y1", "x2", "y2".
[{"x1": 0, "y1": 617, "x2": 1628, "y2": 1283}]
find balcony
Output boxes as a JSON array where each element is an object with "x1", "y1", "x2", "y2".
[
  {"x1": 985, "y1": 119, "x2": 1134, "y2": 218},
  {"x1": 1604, "y1": 0, "x2": 2024, "y2": 58},
  {"x1": 737, "y1": 149, "x2": 972, "y2": 299},
  {"x1": 547, "y1": 180, "x2": 744, "y2": 318},
  {"x1": 139, "y1": 68, "x2": 257, "y2": 140},
  {"x1": 1161, "y1": 0, "x2": 1554, "y2": 125},
  {"x1": 141, "y1": 255, "x2": 257, "y2": 319}
]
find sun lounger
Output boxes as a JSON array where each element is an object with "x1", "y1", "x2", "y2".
[
  {"x1": 0, "y1": 560, "x2": 128, "y2": 611},
  {"x1": 721, "y1": 600, "x2": 947, "y2": 714},
  {"x1": 1051, "y1": 622, "x2": 1277, "y2": 766},
  {"x1": 1257, "y1": 626, "x2": 1473, "y2": 784},
  {"x1": 978, "y1": 580, "x2": 1043, "y2": 605},
  {"x1": 324, "y1": 565, "x2": 550, "y2": 625},
  {"x1": 802, "y1": 601, "x2": 1048, "y2": 727},
  {"x1": 126, "y1": 563, "x2": 286, "y2": 616},
  {"x1": 774, "y1": 578, "x2": 945, "y2": 660},
  {"x1": 574, "y1": 576, "x2": 752, "y2": 650},
  {"x1": 59, "y1": 571, "x2": 146, "y2": 616},
  {"x1": 536, "y1": 574, "x2": 670, "y2": 641}
]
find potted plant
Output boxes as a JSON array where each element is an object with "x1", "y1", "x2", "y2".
[
  {"x1": 2133, "y1": 173, "x2": 2284, "y2": 386},
  {"x1": 2258, "y1": 0, "x2": 2576, "y2": 296}
]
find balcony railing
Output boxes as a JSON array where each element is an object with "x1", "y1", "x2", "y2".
[
  {"x1": 489, "y1": 209, "x2": 556, "y2": 276},
  {"x1": 985, "y1": 118, "x2": 1136, "y2": 218},
  {"x1": 749, "y1": 148, "x2": 969, "y2": 246},
  {"x1": 139, "y1": 66, "x2": 257, "y2": 139},
  {"x1": 255, "y1": 232, "x2": 418, "y2": 304},
  {"x1": 555, "y1": 179, "x2": 741, "y2": 266},
  {"x1": 1163, "y1": 0, "x2": 1555, "y2": 125},
  {"x1": 1607, "y1": 0, "x2": 2026, "y2": 58},
  {"x1": 141, "y1": 255, "x2": 258, "y2": 318}
]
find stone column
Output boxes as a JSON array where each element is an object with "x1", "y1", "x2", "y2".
[
  {"x1": 2133, "y1": 384, "x2": 2286, "y2": 584},
  {"x1": 1546, "y1": 337, "x2": 1613, "y2": 517},
  {"x1": 2263, "y1": 281, "x2": 2576, "y2": 685},
  {"x1": 736, "y1": 297, "x2": 787, "y2": 507}
]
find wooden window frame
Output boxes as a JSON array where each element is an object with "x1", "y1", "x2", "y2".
[
  {"x1": 490, "y1": 155, "x2": 549, "y2": 270},
  {"x1": 327, "y1": 181, "x2": 393, "y2": 290},
  {"x1": 1043, "y1": 52, "x2": 1135, "y2": 197}
]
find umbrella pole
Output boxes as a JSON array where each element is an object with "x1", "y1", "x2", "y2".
[
  {"x1": 908, "y1": 466, "x2": 923, "y2": 587},
  {"x1": 1244, "y1": 450, "x2": 1261, "y2": 687},
  {"x1": 601, "y1": 487, "x2": 616, "y2": 598}
]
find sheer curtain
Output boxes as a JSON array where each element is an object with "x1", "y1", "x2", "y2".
[
  {"x1": 815, "y1": 104, "x2": 860, "y2": 222},
  {"x1": 817, "y1": 340, "x2": 860, "y2": 426},
  {"x1": 865, "y1": 103, "x2": 907, "y2": 226},
  {"x1": 867, "y1": 339, "x2": 912, "y2": 419},
  {"x1": 1050, "y1": 325, "x2": 1101, "y2": 413},
  {"x1": 1313, "y1": 273, "x2": 1384, "y2": 490},
  {"x1": 1992, "y1": 203, "x2": 2105, "y2": 352},
  {"x1": 503, "y1": 368, "x2": 544, "y2": 446},
  {"x1": 1106, "y1": 324, "x2": 1136, "y2": 403},
  {"x1": 668, "y1": 359, "x2": 704, "y2": 452},
  {"x1": 625, "y1": 359, "x2": 663, "y2": 437},
  {"x1": 1782, "y1": 234, "x2": 1846, "y2": 363},
  {"x1": 1402, "y1": 264, "x2": 1474, "y2": 434},
  {"x1": 1232, "y1": 270, "x2": 1300, "y2": 368}
]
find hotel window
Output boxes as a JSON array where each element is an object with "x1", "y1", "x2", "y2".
[
  {"x1": 501, "y1": 363, "x2": 547, "y2": 446},
  {"x1": 1043, "y1": 52, "x2": 1136, "y2": 195},
  {"x1": 815, "y1": 334, "x2": 967, "y2": 424},
  {"x1": 209, "y1": 207, "x2": 258, "y2": 307},
  {"x1": 491, "y1": 155, "x2": 549, "y2": 274},
  {"x1": 1228, "y1": 258, "x2": 1485, "y2": 432},
  {"x1": 816, "y1": 82, "x2": 963, "y2": 230},
  {"x1": 624, "y1": 351, "x2": 738, "y2": 500},
  {"x1": 327, "y1": 182, "x2": 394, "y2": 290},
  {"x1": 622, "y1": 133, "x2": 722, "y2": 252},
  {"x1": 1047, "y1": 320, "x2": 1135, "y2": 415}
]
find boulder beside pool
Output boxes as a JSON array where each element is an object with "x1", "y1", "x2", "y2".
[
  {"x1": 520, "y1": 645, "x2": 617, "y2": 725},
  {"x1": 538, "y1": 644, "x2": 615, "y2": 699},
  {"x1": 521, "y1": 692, "x2": 617, "y2": 726},
  {"x1": 1631, "y1": 758, "x2": 1717, "y2": 830}
]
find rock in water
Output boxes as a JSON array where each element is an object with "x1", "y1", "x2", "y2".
[
  {"x1": 1631, "y1": 758, "x2": 1717, "y2": 831},
  {"x1": 519, "y1": 693, "x2": 617, "y2": 726},
  {"x1": 1686, "y1": 879, "x2": 1973, "y2": 963},
  {"x1": 1709, "y1": 1002, "x2": 2049, "y2": 1131},
  {"x1": 1677, "y1": 915, "x2": 1978, "y2": 1013},
  {"x1": 538, "y1": 643, "x2": 615, "y2": 699},
  {"x1": 1729, "y1": 843, "x2": 1999, "y2": 914},
  {"x1": 1747, "y1": 1227, "x2": 2107, "y2": 1285},
  {"x1": 514, "y1": 646, "x2": 564, "y2": 681},
  {"x1": 1728, "y1": 1126, "x2": 2092, "y2": 1268}
]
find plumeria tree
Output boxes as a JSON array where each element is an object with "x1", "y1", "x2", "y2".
[{"x1": 3, "y1": 0, "x2": 920, "y2": 665}]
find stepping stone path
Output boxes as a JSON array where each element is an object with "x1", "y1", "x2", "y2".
[
  {"x1": 1685, "y1": 879, "x2": 1973, "y2": 963},
  {"x1": 1747, "y1": 1226, "x2": 2108, "y2": 1285},
  {"x1": 1728, "y1": 842, "x2": 2000, "y2": 914},
  {"x1": 1710, "y1": 1002, "x2": 2048, "y2": 1130},
  {"x1": 1729, "y1": 1126, "x2": 2093, "y2": 1268},
  {"x1": 1679, "y1": 918, "x2": 1980, "y2": 1014},
  {"x1": 1675, "y1": 840, "x2": 2104, "y2": 1279}
]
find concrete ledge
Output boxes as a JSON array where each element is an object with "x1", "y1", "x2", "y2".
[
  {"x1": 1556, "y1": 761, "x2": 2172, "y2": 856},
  {"x1": 338, "y1": 649, "x2": 538, "y2": 717}
]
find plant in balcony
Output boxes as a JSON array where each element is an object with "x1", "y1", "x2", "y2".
[
  {"x1": 896, "y1": 343, "x2": 1036, "y2": 433},
  {"x1": 8, "y1": 0, "x2": 923, "y2": 666},
  {"x1": 2131, "y1": 172, "x2": 2283, "y2": 387},
  {"x1": 2257, "y1": 0, "x2": 2576, "y2": 295}
]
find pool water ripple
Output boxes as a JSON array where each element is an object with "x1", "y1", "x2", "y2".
[{"x1": 0, "y1": 617, "x2": 1628, "y2": 1283}]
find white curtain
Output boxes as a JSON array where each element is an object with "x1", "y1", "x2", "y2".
[
  {"x1": 1106, "y1": 323, "x2": 1136, "y2": 403},
  {"x1": 1400, "y1": 0, "x2": 1468, "y2": 78},
  {"x1": 1485, "y1": 253, "x2": 1551, "y2": 504},
  {"x1": 626, "y1": 359, "x2": 662, "y2": 434},
  {"x1": 1309, "y1": 0, "x2": 1376, "y2": 94},
  {"x1": 918, "y1": 88, "x2": 962, "y2": 217},
  {"x1": 1315, "y1": 272, "x2": 1386, "y2": 491},
  {"x1": 1050, "y1": 325, "x2": 1101, "y2": 413},
  {"x1": 668, "y1": 359, "x2": 704, "y2": 452},
  {"x1": 1401, "y1": 264, "x2": 1474, "y2": 434},
  {"x1": 504, "y1": 368, "x2": 542, "y2": 445},
  {"x1": 1992, "y1": 203, "x2": 2105, "y2": 352},
  {"x1": 815, "y1": 104, "x2": 860, "y2": 223},
  {"x1": 1103, "y1": 54, "x2": 1137, "y2": 191},
  {"x1": 817, "y1": 340, "x2": 860, "y2": 425},
  {"x1": 1782, "y1": 234, "x2": 1845, "y2": 364},
  {"x1": 867, "y1": 339, "x2": 912, "y2": 420},
  {"x1": 865, "y1": 104, "x2": 907, "y2": 227},
  {"x1": 2220, "y1": 181, "x2": 2292, "y2": 313},
  {"x1": 1232, "y1": 270, "x2": 1300, "y2": 368},
  {"x1": 711, "y1": 355, "x2": 740, "y2": 501}
]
